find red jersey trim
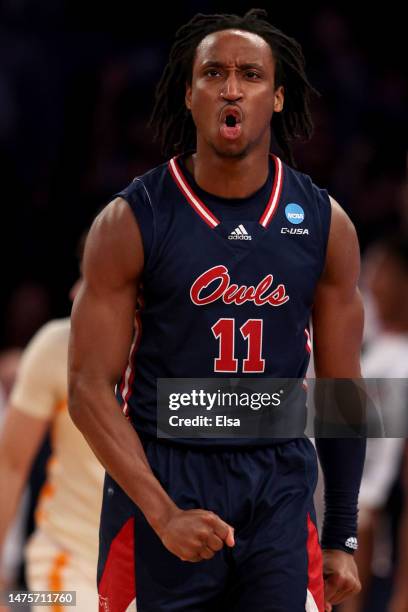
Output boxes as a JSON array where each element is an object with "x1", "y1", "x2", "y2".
[
  {"x1": 169, "y1": 154, "x2": 284, "y2": 230},
  {"x1": 259, "y1": 155, "x2": 284, "y2": 228},
  {"x1": 120, "y1": 312, "x2": 142, "y2": 417},
  {"x1": 169, "y1": 157, "x2": 220, "y2": 228},
  {"x1": 304, "y1": 328, "x2": 312, "y2": 354},
  {"x1": 306, "y1": 513, "x2": 324, "y2": 611}
]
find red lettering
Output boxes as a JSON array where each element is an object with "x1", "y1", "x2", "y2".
[
  {"x1": 268, "y1": 284, "x2": 289, "y2": 306},
  {"x1": 190, "y1": 265, "x2": 229, "y2": 305},
  {"x1": 254, "y1": 275, "x2": 274, "y2": 305},
  {"x1": 190, "y1": 266, "x2": 289, "y2": 307},
  {"x1": 223, "y1": 284, "x2": 240, "y2": 304}
]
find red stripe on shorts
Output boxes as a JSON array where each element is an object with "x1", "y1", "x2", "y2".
[
  {"x1": 307, "y1": 512, "x2": 324, "y2": 611},
  {"x1": 98, "y1": 517, "x2": 135, "y2": 612}
]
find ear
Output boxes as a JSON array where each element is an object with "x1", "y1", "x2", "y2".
[
  {"x1": 274, "y1": 85, "x2": 284, "y2": 113},
  {"x1": 185, "y1": 83, "x2": 192, "y2": 111}
]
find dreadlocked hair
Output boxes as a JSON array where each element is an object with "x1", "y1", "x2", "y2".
[{"x1": 150, "y1": 8, "x2": 318, "y2": 167}]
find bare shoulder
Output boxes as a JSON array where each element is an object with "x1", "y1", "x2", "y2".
[
  {"x1": 83, "y1": 197, "x2": 144, "y2": 292},
  {"x1": 321, "y1": 196, "x2": 361, "y2": 288},
  {"x1": 328, "y1": 196, "x2": 358, "y2": 245}
]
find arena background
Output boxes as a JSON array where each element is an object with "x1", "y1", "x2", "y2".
[{"x1": 0, "y1": 0, "x2": 406, "y2": 347}]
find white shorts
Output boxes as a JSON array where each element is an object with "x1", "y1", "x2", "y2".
[{"x1": 25, "y1": 529, "x2": 98, "y2": 612}]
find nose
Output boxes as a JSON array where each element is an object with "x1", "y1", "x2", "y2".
[{"x1": 220, "y1": 72, "x2": 243, "y2": 101}]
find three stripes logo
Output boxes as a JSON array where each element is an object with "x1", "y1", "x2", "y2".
[
  {"x1": 228, "y1": 224, "x2": 252, "y2": 241},
  {"x1": 345, "y1": 537, "x2": 358, "y2": 551}
]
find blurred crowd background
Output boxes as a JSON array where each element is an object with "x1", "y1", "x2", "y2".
[
  {"x1": 0, "y1": 1, "x2": 406, "y2": 611},
  {"x1": 0, "y1": 0, "x2": 406, "y2": 348}
]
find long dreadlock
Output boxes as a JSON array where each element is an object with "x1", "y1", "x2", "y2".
[{"x1": 150, "y1": 9, "x2": 317, "y2": 167}]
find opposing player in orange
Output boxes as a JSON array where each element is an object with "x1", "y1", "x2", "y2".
[{"x1": 0, "y1": 278, "x2": 104, "y2": 611}]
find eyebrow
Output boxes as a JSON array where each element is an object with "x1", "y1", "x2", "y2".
[{"x1": 200, "y1": 60, "x2": 264, "y2": 70}]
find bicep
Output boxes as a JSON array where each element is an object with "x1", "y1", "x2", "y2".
[
  {"x1": 70, "y1": 279, "x2": 137, "y2": 386},
  {"x1": 312, "y1": 198, "x2": 364, "y2": 377},
  {"x1": 69, "y1": 198, "x2": 143, "y2": 387}
]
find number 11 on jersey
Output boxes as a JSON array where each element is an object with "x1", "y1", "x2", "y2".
[{"x1": 211, "y1": 318, "x2": 265, "y2": 373}]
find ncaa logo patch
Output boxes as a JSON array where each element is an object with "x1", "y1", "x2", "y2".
[{"x1": 285, "y1": 203, "x2": 305, "y2": 225}]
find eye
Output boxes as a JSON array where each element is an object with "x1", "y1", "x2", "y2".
[
  {"x1": 245, "y1": 71, "x2": 261, "y2": 80},
  {"x1": 205, "y1": 69, "x2": 222, "y2": 78}
]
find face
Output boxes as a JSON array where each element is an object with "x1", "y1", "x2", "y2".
[{"x1": 185, "y1": 29, "x2": 284, "y2": 158}]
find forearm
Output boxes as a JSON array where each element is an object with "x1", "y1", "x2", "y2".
[
  {"x1": 316, "y1": 436, "x2": 366, "y2": 553},
  {"x1": 0, "y1": 410, "x2": 49, "y2": 559},
  {"x1": 314, "y1": 379, "x2": 366, "y2": 553},
  {"x1": 69, "y1": 380, "x2": 178, "y2": 534},
  {"x1": 0, "y1": 459, "x2": 27, "y2": 554}
]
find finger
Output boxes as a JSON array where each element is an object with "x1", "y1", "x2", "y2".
[
  {"x1": 326, "y1": 574, "x2": 360, "y2": 606},
  {"x1": 212, "y1": 517, "x2": 235, "y2": 546},
  {"x1": 330, "y1": 590, "x2": 349, "y2": 606},
  {"x1": 324, "y1": 575, "x2": 339, "y2": 603},
  {"x1": 206, "y1": 532, "x2": 224, "y2": 552},
  {"x1": 330, "y1": 581, "x2": 360, "y2": 605},
  {"x1": 180, "y1": 553, "x2": 202, "y2": 563},
  {"x1": 199, "y1": 546, "x2": 216, "y2": 560},
  {"x1": 225, "y1": 526, "x2": 235, "y2": 547},
  {"x1": 324, "y1": 604, "x2": 332, "y2": 612}
]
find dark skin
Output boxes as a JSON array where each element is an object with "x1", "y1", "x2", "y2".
[{"x1": 69, "y1": 29, "x2": 363, "y2": 609}]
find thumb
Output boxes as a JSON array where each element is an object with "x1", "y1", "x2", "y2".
[{"x1": 325, "y1": 604, "x2": 332, "y2": 612}]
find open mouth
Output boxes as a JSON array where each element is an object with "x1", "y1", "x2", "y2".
[
  {"x1": 225, "y1": 114, "x2": 238, "y2": 127},
  {"x1": 220, "y1": 108, "x2": 242, "y2": 140}
]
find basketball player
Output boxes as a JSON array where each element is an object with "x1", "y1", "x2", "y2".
[
  {"x1": 69, "y1": 10, "x2": 366, "y2": 612},
  {"x1": 0, "y1": 279, "x2": 104, "y2": 611}
]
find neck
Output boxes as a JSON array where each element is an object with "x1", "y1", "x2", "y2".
[{"x1": 185, "y1": 141, "x2": 270, "y2": 199}]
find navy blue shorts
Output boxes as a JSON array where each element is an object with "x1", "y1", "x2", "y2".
[{"x1": 97, "y1": 438, "x2": 324, "y2": 611}]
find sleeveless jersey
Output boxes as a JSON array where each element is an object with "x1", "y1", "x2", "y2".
[{"x1": 116, "y1": 154, "x2": 331, "y2": 447}]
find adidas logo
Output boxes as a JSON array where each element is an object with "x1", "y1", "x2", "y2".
[
  {"x1": 228, "y1": 224, "x2": 252, "y2": 241},
  {"x1": 345, "y1": 537, "x2": 358, "y2": 550}
]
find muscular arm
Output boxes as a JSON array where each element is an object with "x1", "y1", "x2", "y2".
[
  {"x1": 68, "y1": 199, "x2": 234, "y2": 561},
  {"x1": 313, "y1": 198, "x2": 365, "y2": 610},
  {"x1": 68, "y1": 199, "x2": 177, "y2": 531}
]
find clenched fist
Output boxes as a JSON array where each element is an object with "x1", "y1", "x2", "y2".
[
  {"x1": 323, "y1": 549, "x2": 361, "y2": 611},
  {"x1": 159, "y1": 508, "x2": 235, "y2": 562}
]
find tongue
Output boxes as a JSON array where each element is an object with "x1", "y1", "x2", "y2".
[{"x1": 220, "y1": 123, "x2": 242, "y2": 140}]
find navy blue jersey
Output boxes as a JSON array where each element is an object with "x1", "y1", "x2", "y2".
[{"x1": 115, "y1": 154, "x2": 331, "y2": 446}]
